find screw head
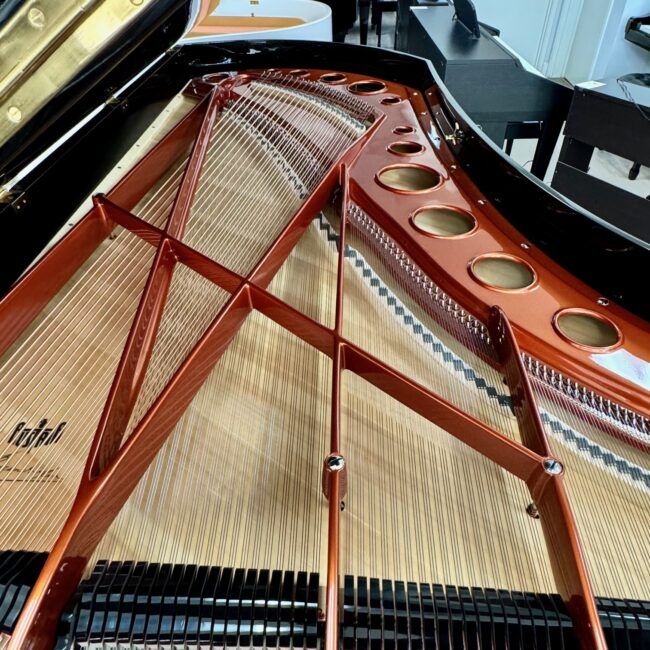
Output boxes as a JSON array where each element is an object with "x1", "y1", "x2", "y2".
[
  {"x1": 526, "y1": 502, "x2": 540, "y2": 519},
  {"x1": 7, "y1": 106, "x2": 22, "y2": 123},
  {"x1": 543, "y1": 458, "x2": 563, "y2": 475},
  {"x1": 521, "y1": 242, "x2": 531, "y2": 250},
  {"x1": 477, "y1": 199, "x2": 486, "y2": 205},
  {"x1": 28, "y1": 7, "x2": 45, "y2": 28},
  {"x1": 326, "y1": 454, "x2": 345, "y2": 471},
  {"x1": 597, "y1": 297, "x2": 609, "y2": 306}
]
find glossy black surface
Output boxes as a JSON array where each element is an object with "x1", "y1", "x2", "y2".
[
  {"x1": 1, "y1": 41, "x2": 647, "y2": 320},
  {"x1": 0, "y1": 0, "x2": 189, "y2": 180}
]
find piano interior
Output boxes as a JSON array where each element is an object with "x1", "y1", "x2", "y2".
[{"x1": 0, "y1": 65, "x2": 648, "y2": 650}]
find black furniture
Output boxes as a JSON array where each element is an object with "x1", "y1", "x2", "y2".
[
  {"x1": 453, "y1": 0, "x2": 480, "y2": 38},
  {"x1": 395, "y1": 0, "x2": 448, "y2": 51},
  {"x1": 358, "y1": 0, "x2": 371, "y2": 45},
  {"x1": 323, "y1": 0, "x2": 357, "y2": 41},
  {"x1": 403, "y1": 5, "x2": 572, "y2": 179},
  {"x1": 626, "y1": 14, "x2": 650, "y2": 51},
  {"x1": 552, "y1": 78, "x2": 650, "y2": 245},
  {"x1": 371, "y1": 0, "x2": 398, "y2": 47}
]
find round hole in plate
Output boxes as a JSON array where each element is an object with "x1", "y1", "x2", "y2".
[
  {"x1": 320, "y1": 72, "x2": 347, "y2": 84},
  {"x1": 289, "y1": 69, "x2": 310, "y2": 78},
  {"x1": 381, "y1": 95, "x2": 402, "y2": 105},
  {"x1": 393, "y1": 125, "x2": 415, "y2": 135},
  {"x1": 469, "y1": 253, "x2": 537, "y2": 291},
  {"x1": 202, "y1": 72, "x2": 231, "y2": 84},
  {"x1": 411, "y1": 206, "x2": 477, "y2": 238},
  {"x1": 387, "y1": 141, "x2": 425, "y2": 156},
  {"x1": 553, "y1": 309, "x2": 621, "y2": 350},
  {"x1": 376, "y1": 164, "x2": 442, "y2": 193},
  {"x1": 348, "y1": 79, "x2": 387, "y2": 94}
]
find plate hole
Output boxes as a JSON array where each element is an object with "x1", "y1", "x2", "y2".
[
  {"x1": 388, "y1": 141, "x2": 425, "y2": 156},
  {"x1": 320, "y1": 72, "x2": 347, "y2": 84},
  {"x1": 470, "y1": 254, "x2": 536, "y2": 291},
  {"x1": 412, "y1": 206, "x2": 476, "y2": 237},
  {"x1": 202, "y1": 72, "x2": 230, "y2": 84},
  {"x1": 349, "y1": 80, "x2": 387, "y2": 94},
  {"x1": 376, "y1": 165, "x2": 441, "y2": 193},
  {"x1": 393, "y1": 125, "x2": 414, "y2": 135},
  {"x1": 554, "y1": 310, "x2": 621, "y2": 349},
  {"x1": 289, "y1": 69, "x2": 309, "y2": 77},
  {"x1": 381, "y1": 95, "x2": 402, "y2": 105}
]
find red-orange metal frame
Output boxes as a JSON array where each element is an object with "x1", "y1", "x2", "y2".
[
  {"x1": 488, "y1": 307, "x2": 606, "y2": 648},
  {"x1": 1, "y1": 74, "x2": 612, "y2": 650}
]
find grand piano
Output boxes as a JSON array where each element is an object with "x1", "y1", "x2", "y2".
[{"x1": 0, "y1": 1, "x2": 648, "y2": 649}]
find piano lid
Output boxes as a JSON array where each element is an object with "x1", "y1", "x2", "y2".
[{"x1": 0, "y1": 0, "x2": 191, "y2": 181}]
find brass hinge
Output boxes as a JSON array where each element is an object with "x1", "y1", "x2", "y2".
[
  {"x1": 444, "y1": 122, "x2": 464, "y2": 146},
  {"x1": 0, "y1": 186, "x2": 27, "y2": 209}
]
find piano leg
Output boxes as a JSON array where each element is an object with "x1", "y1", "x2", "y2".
[
  {"x1": 359, "y1": 0, "x2": 371, "y2": 45},
  {"x1": 531, "y1": 114, "x2": 565, "y2": 180}
]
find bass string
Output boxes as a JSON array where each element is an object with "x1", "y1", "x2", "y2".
[
  {"x1": 184, "y1": 138, "x2": 331, "y2": 272},
  {"x1": 0, "y1": 203, "x2": 180, "y2": 535},
  {"x1": 0, "y1": 226, "x2": 167, "y2": 496},
  {"x1": 0, "y1": 161, "x2": 189, "y2": 546},
  {"x1": 119, "y1": 264, "x2": 230, "y2": 445},
  {"x1": 0, "y1": 168, "x2": 183, "y2": 454},
  {"x1": 91, "y1": 312, "x2": 330, "y2": 579},
  {"x1": 118, "y1": 84, "x2": 366, "y2": 443},
  {"x1": 183, "y1": 83, "x2": 362, "y2": 272},
  {"x1": 0, "y1": 160, "x2": 184, "y2": 405},
  {"x1": 0, "y1": 123, "x2": 196, "y2": 518},
  {"x1": 0, "y1": 257, "x2": 170, "y2": 544},
  {"x1": 265, "y1": 208, "x2": 340, "y2": 329}
]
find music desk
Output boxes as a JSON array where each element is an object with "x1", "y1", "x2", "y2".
[{"x1": 403, "y1": 5, "x2": 572, "y2": 179}]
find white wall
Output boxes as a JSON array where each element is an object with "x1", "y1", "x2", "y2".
[
  {"x1": 472, "y1": 0, "x2": 649, "y2": 82},
  {"x1": 472, "y1": 0, "x2": 550, "y2": 64},
  {"x1": 563, "y1": 0, "x2": 650, "y2": 83},
  {"x1": 472, "y1": 0, "x2": 587, "y2": 77},
  {"x1": 600, "y1": 0, "x2": 650, "y2": 78},
  {"x1": 564, "y1": 0, "x2": 615, "y2": 82}
]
